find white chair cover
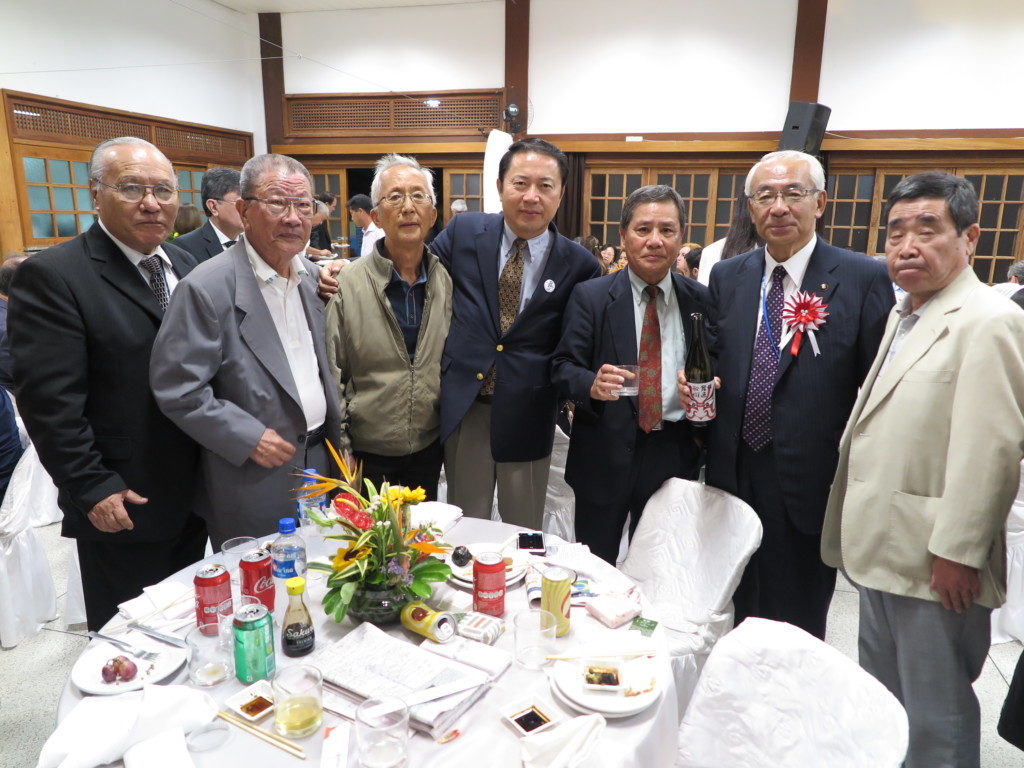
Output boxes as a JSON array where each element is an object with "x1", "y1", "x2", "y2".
[
  {"x1": 0, "y1": 445, "x2": 57, "y2": 647},
  {"x1": 542, "y1": 425, "x2": 574, "y2": 541},
  {"x1": 5, "y1": 442, "x2": 62, "y2": 527},
  {"x1": 65, "y1": 542, "x2": 88, "y2": 626},
  {"x1": 992, "y1": 461, "x2": 1024, "y2": 643},
  {"x1": 677, "y1": 618, "x2": 909, "y2": 767},
  {"x1": 619, "y1": 479, "x2": 762, "y2": 710}
]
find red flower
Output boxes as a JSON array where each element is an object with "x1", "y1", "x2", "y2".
[{"x1": 333, "y1": 494, "x2": 372, "y2": 529}]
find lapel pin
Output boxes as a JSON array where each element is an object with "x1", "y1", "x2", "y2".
[
  {"x1": 820, "y1": 283, "x2": 828, "y2": 291},
  {"x1": 544, "y1": 279, "x2": 556, "y2": 293}
]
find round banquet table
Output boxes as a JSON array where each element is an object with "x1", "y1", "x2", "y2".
[{"x1": 57, "y1": 517, "x2": 680, "y2": 767}]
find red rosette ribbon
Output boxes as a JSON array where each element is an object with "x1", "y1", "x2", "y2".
[{"x1": 780, "y1": 290, "x2": 829, "y2": 357}]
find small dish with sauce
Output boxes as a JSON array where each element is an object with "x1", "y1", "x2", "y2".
[{"x1": 225, "y1": 680, "x2": 275, "y2": 722}]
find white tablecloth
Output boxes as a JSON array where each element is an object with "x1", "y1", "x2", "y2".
[{"x1": 57, "y1": 518, "x2": 680, "y2": 767}]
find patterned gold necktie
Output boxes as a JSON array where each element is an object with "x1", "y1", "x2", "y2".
[
  {"x1": 638, "y1": 285, "x2": 662, "y2": 432},
  {"x1": 481, "y1": 237, "x2": 528, "y2": 396}
]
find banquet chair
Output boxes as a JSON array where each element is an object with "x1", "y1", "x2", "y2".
[
  {"x1": 0, "y1": 443, "x2": 58, "y2": 647},
  {"x1": 619, "y1": 478, "x2": 761, "y2": 710},
  {"x1": 676, "y1": 618, "x2": 909, "y2": 767}
]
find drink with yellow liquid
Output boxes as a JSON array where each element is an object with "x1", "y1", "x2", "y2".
[{"x1": 272, "y1": 665, "x2": 323, "y2": 738}]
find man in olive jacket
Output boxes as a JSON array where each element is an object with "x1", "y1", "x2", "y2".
[{"x1": 325, "y1": 154, "x2": 452, "y2": 498}]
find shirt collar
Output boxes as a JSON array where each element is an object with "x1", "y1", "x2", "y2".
[
  {"x1": 209, "y1": 220, "x2": 235, "y2": 246},
  {"x1": 98, "y1": 218, "x2": 171, "y2": 268},
  {"x1": 626, "y1": 266, "x2": 674, "y2": 306},
  {"x1": 764, "y1": 233, "x2": 816, "y2": 287},
  {"x1": 243, "y1": 236, "x2": 309, "y2": 287},
  {"x1": 501, "y1": 222, "x2": 550, "y2": 264},
  {"x1": 896, "y1": 292, "x2": 929, "y2": 320}
]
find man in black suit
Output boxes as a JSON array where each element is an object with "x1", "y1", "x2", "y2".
[
  {"x1": 429, "y1": 139, "x2": 601, "y2": 529},
  {"x1": 9, "y1": 137, "x2": 205, "y2": 630},
  {"x1": 174, "y1": 167, "x2": 243, "y2": 263},
  {"x1": 701, "y1": 150, "x2": 894, "y2": 638},
  {"x1": 553, "y1": 185, "x2": 710, "y2": 563}
]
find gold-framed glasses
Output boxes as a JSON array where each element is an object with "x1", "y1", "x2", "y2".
[
  {"x1": 749, "y1": 187, "x2": 821, "y2": 207},
  {"x1": 377, "y1": 191, "x2": 432, "y2": 207},
  {"x1": 244, "y1": 196, "x2": 315, "y2": 218},
  {"x1": 95, "y1": 181, "x2": 178, "y2": 204}
]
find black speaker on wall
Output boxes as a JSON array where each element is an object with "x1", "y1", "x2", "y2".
[{"x1": 778, "y1": 101, "x2": 831, "y2": 154}]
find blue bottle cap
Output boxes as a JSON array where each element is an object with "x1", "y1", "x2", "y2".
[{"x1": 279, "y1": 517, "x2": 296, "y2": 535}]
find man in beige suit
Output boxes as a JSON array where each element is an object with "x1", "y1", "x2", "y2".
[{"x1": 822, "y1": 171, "x2": 1024, "y2": 768}]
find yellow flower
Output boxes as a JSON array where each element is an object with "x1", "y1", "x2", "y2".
[
  {"x1": 385, "y1": 486, "x2": 426, "y2": 506},
  {"x1": 332, "y1": 544, "x2": 370, "y2": 570}
]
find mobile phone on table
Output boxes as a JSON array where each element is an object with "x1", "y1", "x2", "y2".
[{"x1": 517, "y1": 531, "x2": 546, "y2": 555}]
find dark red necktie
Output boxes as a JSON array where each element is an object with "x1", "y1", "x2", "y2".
[{"x1": 638, "y1": 285, "x2": 662, "y2": 433}]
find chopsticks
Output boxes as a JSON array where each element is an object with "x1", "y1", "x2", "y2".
[
  {"x1": 546, "y1": 650, "x2": 657, "y2": 661},
  {"x1": 217, "y1": 710, "x2": 307, "y2": 759}
]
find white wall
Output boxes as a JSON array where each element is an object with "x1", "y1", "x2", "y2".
[
  {"x1": 529, "y1": 0, "x2": 798, "y2": 134},
  {"x1": 0, "y1": 0, "x2": 266, "y2": 152},
  {"x1": 281, "y1": 2, "x2": 504, "y2": 94},
  {"x1": 820, "y1": 0, "x2": 1024, "y2": 130}
]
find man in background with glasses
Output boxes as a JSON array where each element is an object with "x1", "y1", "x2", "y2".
[
  {"x1": 699, "y1": 149, "x2": 895, "y2": 638},
  {"x1": 174, "y1": 167, "x2": 243, "y2": 263},
  {"x1": 9, "y1": 136, "x2": 206, "y2": 630},
  {"x1": 150, "y1": 153, "x2": 341, "y2": 549},
  {"x1": 325, "y1": 154, "x2": 451, "y2": 497}
]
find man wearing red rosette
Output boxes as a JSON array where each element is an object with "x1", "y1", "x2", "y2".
[
  {"x1": 823, "y1": 172, "x2": 1024, "y2": 767},
  {"x1": 701, "y1": 150, "x2": 894, "y2": 639}
]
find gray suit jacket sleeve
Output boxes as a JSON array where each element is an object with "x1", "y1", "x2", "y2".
[{"x1": 150, "y1": 277, "x2": 266, "y2": 466}]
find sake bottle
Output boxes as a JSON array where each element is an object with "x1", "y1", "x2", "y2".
[{"x1": 685, "y1": 312, "x2": 716, "y2": 426}]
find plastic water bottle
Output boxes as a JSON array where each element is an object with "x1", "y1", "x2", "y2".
[
  {"x1": 270, "y1": 517, "x2": 307, "y2": 579},
  {"x1": 296, "y1": 467, "x2": 326, "y2": 526}
]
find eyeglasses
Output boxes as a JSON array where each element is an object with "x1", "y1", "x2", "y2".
[
  {"x1": 243, "y1": 196, "x2": 315, "y2": 218},
  {"x1": 749, "y1": 187, "x2": 822, "y2": 207},
  {"x1": 95, "y1": 181, "x2": 178, "y2": 204},
  {"x1": 377, "y1": 191, "x2": 432, "y2": 208}
]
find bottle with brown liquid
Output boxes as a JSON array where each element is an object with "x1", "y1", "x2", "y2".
[
  {"x1": 685, "y1": 312, "x2": 716, "y2": 427},
  {"x1": 282, "y1": 576, "x2": 315, "y2": 657}
]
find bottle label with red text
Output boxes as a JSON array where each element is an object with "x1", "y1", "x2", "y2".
[{"x1": 685, "y1": 381, "x2": 717, "y2": 422}]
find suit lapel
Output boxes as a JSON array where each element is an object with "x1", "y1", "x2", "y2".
[
  {"x1": 203, "y1": 221, "x2": 221, "y2": 260},
  {"x1": 475, "y1": 216, "x2": 503, "y2": 332},
  {"x1": 607, "y1": 271, "x2": 638, "y2": 414},
  {"x1": 776, "y1": 241, "x2": 840, "y2": 382},
  {"x1": 88, "y1": 225, "x2": 163, "y2": 322},
  {"x1": 167, "y1": 247, "x2": 194, "y2": 280},
  {"x1": 232, "y1": 246, "x2": 303, "y2": 411},
  {"x1": 731, "y1": 250, "x2": 764, "y2": 392}
]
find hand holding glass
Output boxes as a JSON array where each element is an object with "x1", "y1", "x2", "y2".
[{"x1": 612, "y1": 365, "x2": 639, "y2": 397}]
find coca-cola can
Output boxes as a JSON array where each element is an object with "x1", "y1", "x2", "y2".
[
  {"x1": 473, "y1": 552, "x2": 505, "y2": 617},
  {"x1": 194, "y1": 563, "x2": 230, "y2": 635},
  {"x1": 240, "y1": 549, "x2": 276, "y2": 611}
]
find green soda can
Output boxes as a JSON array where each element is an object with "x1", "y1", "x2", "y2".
[{"x1": 233, "y1": 602, "x2": 276, "y2": 683}]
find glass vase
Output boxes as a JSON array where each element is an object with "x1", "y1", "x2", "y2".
[{"x1": 348, "y1": 581, "x2": 406, "y2": 625}]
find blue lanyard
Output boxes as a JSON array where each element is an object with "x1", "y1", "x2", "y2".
[{"x1": 759, "y1": 270, "x2": 782, "y2": 361}]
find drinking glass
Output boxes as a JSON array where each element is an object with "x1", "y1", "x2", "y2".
[
  {"x1": 272, "y1": 665, "x2": 323, "y2": 738},
  {"x1": 514, "y1": 609, "x2": 556, "y2": 669},
  {"x1": 186, "y1": 626, "x2": 232, "y2": 686},
  {"x1": 220, "y1": 536, "x2": 257, "y2": 585},
  {"x1": 218, "y1": 595, "x2": 261, "y2": 650},
  {"x1": 355, "y1": 697, "x2": 409, "y2": 768},
  {"x1": 612, "y1": 365, "x2": 639, "y2": 397}
]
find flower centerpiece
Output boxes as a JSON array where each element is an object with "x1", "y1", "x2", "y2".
[{"x1": 296, "y1": 444, "x2": 451, "y2": 625}]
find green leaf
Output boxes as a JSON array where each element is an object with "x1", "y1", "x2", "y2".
[
  {"x1": 332, "y1": 581, "x2": 357, "y2": 622},
  {"x1": 322, "y1": 587, "x2": 341, "y2": 614},
  {"x1": 408, "y1": 579, "x2": 431, "y2": 599},
  {"x1": 410, "y1": 559, "x2": 452, "y2": 581},
  {"x1": 307, "y1": 561, "x2": 334, "y2": 574}
]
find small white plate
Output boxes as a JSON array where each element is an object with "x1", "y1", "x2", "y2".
[
  {"x1": 71, "y1": 633, "x2": 187, "y2": 695},
  {"x1": 549, "y1": 658, "x2": 661, "y2": 718},
  {"x1": 226, "y1": 680, "x2": 275, "y2": 722},
  {"x1": 446, "y1": 542, "x2": 530, "y2": 586}
]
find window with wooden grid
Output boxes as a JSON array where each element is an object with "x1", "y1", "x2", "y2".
[
  {"x1": 710, "y1": 172, "x2": 749, "y2": 242},
  {"x1": 175, "y1": 168, "x2": 205, "y2": 211},
  {"x1": 655, "y1": 172, "x2": 713, "y2": 244},
  {"x1": 22, "y1": 155, "x2": 95, "y2": 241},
  {"x1": 585, "y1": 170, "x2": 644, "y2": 246},
  {"x1": 965, "y1": 172, "x2": 1023, "y2": 283},
  {"x1": 444, "y1": 169, "x2": 484, "y2": 220},
  {"x1": 823, "y1": 172, "x2": 874, "y2": 254}
]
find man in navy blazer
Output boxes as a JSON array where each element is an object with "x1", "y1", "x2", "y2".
[
  {"x1": 430, "y1": 139, "x2": 600, "y2": 528},
  {"x1": 703, "y1": 150, "x2": 894, "y2": 639},
  {"x1": 554, "y1": 186, "x2": 710, "y2": 563},
  {"x1": 174, "y1": 167, "x2": 243, "y2": 263}
]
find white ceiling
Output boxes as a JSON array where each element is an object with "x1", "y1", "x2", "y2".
[{"x1": 212, "y1": 0, "x2": 489, "y2": 13}]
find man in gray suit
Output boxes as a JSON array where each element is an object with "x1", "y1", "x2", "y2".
[{"x1": 150, "y1": 154, "x2": 341, "y2": 548}]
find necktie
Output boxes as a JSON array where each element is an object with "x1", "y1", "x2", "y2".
[
  {"x1": 139, "y1": 254, "x2": 170, "y2": 310},
  {"x1": 223, "y1": 240, "x2": 236, "y2": 248},
  {"x1": 481, "y1": 238, "x2": 528, "y2": 396},
  {"x1": 742, "y1": 265, "x2": 787, "y2": 451},
  {"x1": 638, "y1": 285, "x2": 662, "y2": 433}
]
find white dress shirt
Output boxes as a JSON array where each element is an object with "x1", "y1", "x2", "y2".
[
  {"x1": 243, "y1": 239, "x2": 327, "y2": 432},
  {"x1": 99, "y1": 219, "x2": 179, "y2": 294},
  {"x1": 627, "y1": 267, "x2": 686, "y2": 422},
  {"x1": 499, "y1": 223, "x2": 552, "y2": 313},
  {"x1": 877, "y1": 293, "x2": 929, "y2": 379},
  {"x1": 757, "y1": 233, "x2": 817, "y2": 350},
  {"x1": 210, "y1": 221, "x2": 236, "y2": 248},
  {"x1": 360, "y1": 222, "x2": 384, "y2": 257}
]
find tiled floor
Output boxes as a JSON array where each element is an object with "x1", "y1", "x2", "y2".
[{"x1": 4, "y1": 523, "x2": 1023, "y2": 766}]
